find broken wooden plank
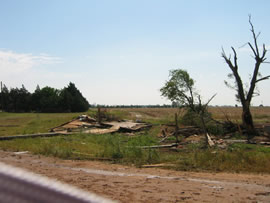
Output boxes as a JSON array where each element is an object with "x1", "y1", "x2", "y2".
[
  {"x1": 0, "y1": 132, "x2": 69, "y2": 141},
  {"x1": 137, "y1": 143, "x2": 178, "y2": 149},
  {"x1": 50, "y1": 118, "x2": 79, "y2": 132},
  {"x1": 206, "y1": 133, "x2": 215, "y2": 147},
  {"x1": 84, "y1": 126, "x2": 120, "y2": 134}
]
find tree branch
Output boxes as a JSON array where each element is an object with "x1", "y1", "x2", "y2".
[
  {"x1": 222, "y1": 46, "x2": 246, "y2": 106},
  {"x1": 221, "y1": 48, "x2": 235, "y2": 71},
  {"x1": 249, "y1": 15, "x2": 260, "y2": 56},
  {"x1": 239, "y1": 42, "x2": 249, "y2": 49},
  {"x1": 261, "y1": 44, "x2": 267, "y2": 59},
  {"x1": 231, "y1": 47, "x2": 238, "y2": 70},
  {"x1": 205, "y1": 93, "x2": 217, "y2": 107},
  {"x1": 248, "y1": 42, "x2": 257, "y2": 57},
  {"x1": 255, "y1": 75, "x2": 270, "y2": 83}
]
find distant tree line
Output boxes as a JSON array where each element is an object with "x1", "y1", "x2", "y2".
[
  {"x1": 0, "y1": 82, "x2": 89, "y2": 113},
  {"x1": 90, "y1": 104, "x2": 174, "y2": 108}
]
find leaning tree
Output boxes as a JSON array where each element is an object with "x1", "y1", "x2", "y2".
[
  {"x1": 222, "y1": 16, "x2": 270, "y2": 136},
  {"x1": 160, "y1": 69, "x2": 196, "y2": 110},
  {"x1": 160, "y1": 69, "x2": 216, "y2": 145}
]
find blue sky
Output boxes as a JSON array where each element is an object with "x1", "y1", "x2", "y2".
[{"x1": 0, "y1": 0, "x2": 270, "y2": 106}]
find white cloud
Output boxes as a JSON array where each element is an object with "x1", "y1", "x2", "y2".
[{"x1": 0, "y1": 49, "x2": 62, "y2": 74}]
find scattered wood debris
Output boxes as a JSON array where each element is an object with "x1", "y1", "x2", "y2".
[
  {"x1": 158, "y1": 123, "x2": 270, "y2": 149},
  {"x1": 51, "y1": 115, "x2": 152, "y2": 134}
]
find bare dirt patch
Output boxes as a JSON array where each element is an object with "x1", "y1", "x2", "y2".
[{"x1": 0, "y1": 151, "x2": 270, "y2": 202}]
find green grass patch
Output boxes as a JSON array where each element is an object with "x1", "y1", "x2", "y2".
[
  {"x1": 0, "y1": 133, "x2": 160, "y2": 166},
  {"x1": 0, "y1": 112, "x2": 83, "y2": 136},
  {"x1": 1, "y1": 132, "x2": 270, "y2": 173},
  {"x1": 174, "y1": 143, "x2": 270, "y2": 173}
]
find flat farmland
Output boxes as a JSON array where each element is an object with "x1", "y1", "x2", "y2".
[
  {"x1": 0, "y1": 107, "x2": 270, "y2": 202},
  {"x1": 105, "y1": 106, "x2": 270, "y2": 124}
]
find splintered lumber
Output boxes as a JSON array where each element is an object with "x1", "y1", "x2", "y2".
[
  {"x1": 51, "y1": 115, "x2": 97, "y2": 132},
  {"x1": 138, "y1": 143, "x2": 178, "y2": 149},
  {"x1": 104, "y1": 121, "x2": 152, "y2": 132},
  {"x1": 206, "y1": 133, "x2": 215, "y2": 147},
  {"x1": 84, "y1": 125, "x2": 120, "y2": 134},
  {"x1": 50, "y1": 118, "x2": 79, "y2": 132},
  {"x1": 51, "y1": 116, "x2": 151, "y2": 134}
]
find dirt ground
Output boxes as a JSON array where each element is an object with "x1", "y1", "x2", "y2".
[{"x1": 0, "y1": 151, "x2": 270, "y2": 203}]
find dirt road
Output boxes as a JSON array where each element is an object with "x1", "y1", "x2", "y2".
[{"x1": 0, "y1": 151, "x2": 270, "y2": 203}]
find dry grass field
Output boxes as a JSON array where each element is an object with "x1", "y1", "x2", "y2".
[
  {"x1": 208, "y1": 106, "x2": 270, "y2": 123},
  {"x1": 105, "y1": 106, "x2": 270, "y2": 124}
]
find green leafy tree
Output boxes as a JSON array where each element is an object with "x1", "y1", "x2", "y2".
[
  {"x1": 0, "y1": 85, "x2": 10, "y2": 112},
  {"x1": 1, "y1": 82, "x2": 89, "y2": 113},
  {"x1": 59, "y1": 82, "x2": 89, "y2": 112},
  {"x1": 31, "y1": 85, "x2": 41, "y2": 112},
  {"x1": 160, "y1": 69, "x2": 196, "y2": 110},
  {"x1": 38, "y1": 86, "x2": 60, "y2": 113},
  {"x1": 161, "y1": 69, "x2": 216, "y2": 144},
  {"x1": 6, "y1": 85, "x2": 31, "y2": 112}
]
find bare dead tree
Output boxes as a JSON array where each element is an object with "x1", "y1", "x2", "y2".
[{"x1": 221, "y1": 16, "x2": 270, "y2": 137}]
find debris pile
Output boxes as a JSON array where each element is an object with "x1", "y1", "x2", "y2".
[
  {"x1": 51, "y1": 115, "x2": 152, "y2": 134},
  {"x1": 158, "y1": 124, "x2": 270, "y2": 149}
]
